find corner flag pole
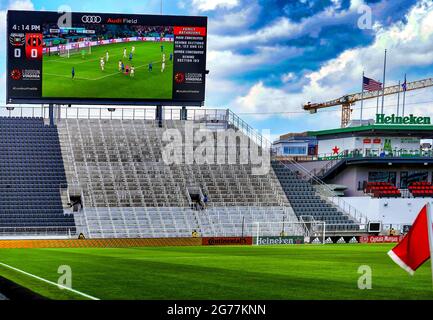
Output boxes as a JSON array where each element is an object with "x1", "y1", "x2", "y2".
[{"x1": 426, "y1": 202, "x2": 433, "y2": 289}]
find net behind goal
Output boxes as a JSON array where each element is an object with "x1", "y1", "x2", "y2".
[
  {"x1": 253, "y1": 221, "x2": 325, "y2": 245},
  {"x1": 206, "y1": 221, "x2": 325, "y2": 244},
  {"x1": 59, "y1": 43, "x2": 92, "y2": 58}
]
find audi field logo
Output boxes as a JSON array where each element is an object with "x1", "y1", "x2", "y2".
[{"x1": 81, "y1": 15, "x2": 102, "y2": 23}]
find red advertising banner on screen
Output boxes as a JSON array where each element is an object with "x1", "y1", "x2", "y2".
[{"x1": 174, "y1": 26, "x2": 207, "y2": 36}]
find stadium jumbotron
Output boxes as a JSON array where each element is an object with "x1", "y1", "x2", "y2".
[{"x1": 2, "y1": 1, "x2": 433, "y2": 314}]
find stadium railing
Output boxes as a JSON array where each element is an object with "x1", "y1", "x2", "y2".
[{"x1": 0, "y1": 105, "x2": 369, "y2": 225}]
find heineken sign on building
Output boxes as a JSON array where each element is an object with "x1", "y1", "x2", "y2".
[{"x1": 376, "y1": 114, "x2": 431, "y2": 125}]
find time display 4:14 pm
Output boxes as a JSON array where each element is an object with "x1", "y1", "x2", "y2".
[{"x1": 11, "y1": 24, "x2": 41, "y2": 32}]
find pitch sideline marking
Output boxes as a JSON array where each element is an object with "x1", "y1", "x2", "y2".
[{"x1": 0, "y1": 261, "x2": 100, "y2": 300}]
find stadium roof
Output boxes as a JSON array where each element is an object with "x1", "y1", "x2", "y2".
[{"x1": 308, "y1": 124, "x2": 433, "y2": 139}]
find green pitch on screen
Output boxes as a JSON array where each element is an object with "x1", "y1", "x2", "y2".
[
  {"x1": 42, "y1": 41, "x2": 174, "y2": 100},
  {"x1": 0, "y1": 244, "x2": 432, "y2": 300}
]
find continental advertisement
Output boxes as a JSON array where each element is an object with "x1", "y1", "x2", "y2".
[{"x1": 201, "y1": 237, "x2": 253, "y2": 246}]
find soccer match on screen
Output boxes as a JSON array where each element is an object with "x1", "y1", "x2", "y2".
[
  {"x1": 42, "y1": 24, "x2": 175, "y2": 100},
  {"x1": 2, "y1": 0, "x2": 433, "y2": 316}
]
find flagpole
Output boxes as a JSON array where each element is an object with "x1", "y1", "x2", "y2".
[
  {"x1": 396, "y1": 80, "x2": 401, "y2": 117},
  {"x1": 402, "y1": 74, "x2": 407, "y2": 117},
  {"x1": 376, "y1": 96, "x2": 379, "y2": 115},
  {"x1": 426, "y1": 202, "x2": 433, "y2": 289},
  {"x1": 360, "y1": 71, "x2": 365, "y2": 124},
  {"x1": 381, "y1": 49, "x2": 387, "y2": 114}
]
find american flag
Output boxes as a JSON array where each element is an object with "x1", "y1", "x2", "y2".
[
  {"x1": 402, "y1": 79, "x2": 407, "y2": 91},
  {"x1": 363, "y1": 76, "x2": 383, "y2": 91}
]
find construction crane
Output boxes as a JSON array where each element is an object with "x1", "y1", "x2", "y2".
[{"x1": 303, "y1": 77, "x2": 433, "y2": 128}]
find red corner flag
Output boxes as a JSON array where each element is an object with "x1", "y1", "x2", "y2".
[{"x1": 388, "y1": 204, "x2": 433, "y2": 275}]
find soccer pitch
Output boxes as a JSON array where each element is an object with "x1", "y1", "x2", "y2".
[
  {"x1": 42, "y1": 41, "x2": 174, "y2": 100},
  {"x1": 0, "y1": 244, "x2": 432, "y2": 300}
]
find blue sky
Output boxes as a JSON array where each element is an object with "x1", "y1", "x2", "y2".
[{"x1": 1, "y1": 0, "x2": 433, "y2": 139}]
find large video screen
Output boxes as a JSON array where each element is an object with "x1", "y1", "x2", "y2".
[{"x1": 7, "y1": 10, "x2": 207, "y2": 106}]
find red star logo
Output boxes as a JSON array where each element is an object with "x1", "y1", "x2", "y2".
[{"x1": 332, "y1": 146, "x2": 340, "y2": 155}]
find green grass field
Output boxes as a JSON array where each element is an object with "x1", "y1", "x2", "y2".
[
  {"x1": 0, "y1": 244, "x2": 432, "y2": 300},
  {"x1": 42, "y1": 41, "x2": 174, "y2": 100}
]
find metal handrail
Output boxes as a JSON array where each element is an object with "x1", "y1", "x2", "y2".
[
  {"x1": 1, "y1": 105, "x2": 369, "y2": 224},
  {"x1": 222, "y1": 109, "x2": 370, "y2": 225},
  {"x1": 278, "y1": 159, "x2": 369, "y2": 224}
]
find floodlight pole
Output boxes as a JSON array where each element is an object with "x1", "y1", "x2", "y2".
[{"x1": 426, "y1": 202, "x2": 433, "y2": 289}]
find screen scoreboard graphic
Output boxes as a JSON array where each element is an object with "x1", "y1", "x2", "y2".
[{"x1": 6, "y1": 10, "x2": 207, "y2": 106}]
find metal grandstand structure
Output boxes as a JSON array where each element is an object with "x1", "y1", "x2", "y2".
[{"x1": 0, "y1": 105, "x2": 369, "y2": 238}]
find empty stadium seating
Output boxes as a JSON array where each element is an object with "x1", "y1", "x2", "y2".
[
  {"x1": 57, "y1": 117, "x2": 300, "y2": 238},
  {"x1": 364, "y1": 182, "x2": 401, "y2": 198},
  {"x1": 0, "y1": 117, "x2": 76, "y2": 236},
  {"x1": 272, "y1": 161, "x2": 358, "y2": 231},
  {"x1": 1, "y1": 111, "x2": 365, "y2": 239},
  {"x1": 408, "y1": 182, "x2": 433, "y2": 197}
]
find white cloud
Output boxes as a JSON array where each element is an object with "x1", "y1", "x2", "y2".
[
  {"x1": 207, "y1": 45, "x2": 303, "y2": 78},
  {"x1": 7, "y1": 0, "x2": 34, "y2": 10},
  {"x1": 192, "y1": 0, "x2": 239, "y2": 12},
  {"x1": 231, "y1": 0, "x2": 433, "y2": 127},
  {"x1": 208, "y1": 0, "x2": 365, "y2": 51},
  {"x1": 281, "y1": 72, "x2": 295, "y2": 83},
  {"x1": 0, "y1": 71, "x2": 5, "y2": 96},
  {"x1": 209, "y1": 17, "x2": 303, "y2": 51},
  {"x1": 208, "y1": 2, "x2": 260, "y2": 32}
]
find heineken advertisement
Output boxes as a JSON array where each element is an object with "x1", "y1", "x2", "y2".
[
  {"x1": 255, "y1": 236, "x2": 304, "y2": 245},
  {"x1": 376, "y1": 114, "x2": 431, "y2": 125}
]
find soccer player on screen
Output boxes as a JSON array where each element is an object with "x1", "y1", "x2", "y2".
[
  {"x1": 162, "y1": 53, "x2": 166, "y2": 63},
  {"x1": 72, "y1": 67, "x2": 75, "y2": 79},
  {"x1": 148, "y1": 62, "x2": 153, "y2": 72},
  {"x1": 130, "y1": 66, "x2": 135, "y2": 78},
  {"x1": 118, "y1": 60, "x2": 122, "y2": 72},
  {"x1": 106, "y1": 51, "x2": 109, "y2": 62},
  {"x1": 132, "y1": 46, "x2": 135, "y2": 54},
  {"x1": 160, "y1": 44, "x2": 164, "y2": 52},
  {"x1": 100, "y1": 57, "x2": 105, "y2": 71},
  {"x1": 169, "y1": 53, "x2": 173, "y2": 62},
  {"x1": 123, "y1": 48, "x2": 127, "y2": 58},
  {"x1": 129, "y1": 52, "x2": 133, "y2": 62},
  {"x1": 161, "y1": 61, "x2": 165, "y2": 73}
]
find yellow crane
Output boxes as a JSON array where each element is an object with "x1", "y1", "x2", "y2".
[{"x1": 303, "y1": 77, "x2": 433, "y2": 128}]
